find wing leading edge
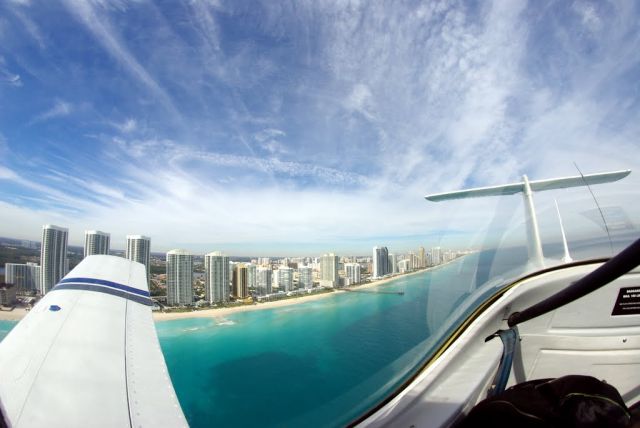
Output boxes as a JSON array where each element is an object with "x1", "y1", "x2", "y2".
[
  {"x1": 425, "y1": 169, "x2": 630, "y2": 201},
  {"x1": 0, "y1": 255, "x2": 188, "y2": 428}
]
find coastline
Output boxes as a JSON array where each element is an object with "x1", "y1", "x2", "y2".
[
  {"x1": 0, "y1": 308, "x2": 29, "y2": 321},
  {"x1": 152, "y1": 267, "x2": 430, "y2": 322},
  {"x1": 0, "y1": 264, "x2": 449, "y2": 322}
]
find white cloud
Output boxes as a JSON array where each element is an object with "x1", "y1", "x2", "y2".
[
  {"x1": 254, "y1": 128, "x2": 288, "y2": 155},
  {"x1": 0, "y1": 165, "x2": 18, "y2": 180},
  {"x1": 61, "y1": 0, "x2": 179, "y2": 117},
  {"x1": 1, "y1": 0, "x2": 639, "y2": 256},
  {"x1": 114, "y1": 118, "x2": 137, "y2": 133},
  {"x1": 344, "y1": 83, "x2": 376, "y2": 121},
  {"x1": 32, "y1": 100, "x2": 73, "y2": 123},
  {"x1": 572, "y1": 1, "x2": 602, "y2": 33},
  {"x1": 0, "y1": 56, "x2": 23, "y2": 87}
]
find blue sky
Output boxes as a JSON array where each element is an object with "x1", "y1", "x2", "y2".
[{"x1": 0, "y1": 0, "x2": 638, "y2": 256}]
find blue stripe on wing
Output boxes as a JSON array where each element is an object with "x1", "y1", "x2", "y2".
[{"x1": 58, "y1": 277, "x2": 150, "y2": 297}]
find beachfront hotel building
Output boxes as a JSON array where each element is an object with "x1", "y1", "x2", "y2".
[
  {"x1": 298, "y1": 266, "x2": 313, "y2": 290},
  {"x1": 345, "y1": 263, "x2": 361, "y2": 285},
  {"x1": 372, "y1": 246, "x2": 389, "y2": 278},
  {"x1": 166, "y1": 249, "x2": 194, "y2": 306},
  {"x1": 40, "y1": 224, "x2": 68, "y2": 294},
  {"x1": 233, "y1": 263, "x2": 249, "y2": 299},
  {"x1": 246, "y1": 263, "x2": 257, "y2": 290},
  {"x1": 205, "y1": 252, "x2": 230, "y2": 304},
  {"x1": 388, "y1": 253, "x2": 398, "y2": 274},
  {"x1": 126, "y1": 235, "x2": 151, "y2": 284},
  {"x1": 418, "y1": 247, "x2": 426, "y2": 268},
  {"x1": 429, "y1": 247, "x2": 442, "y2": 266},
  {"x1": 398, "y1": 259, "x2": 410, "y2": 273},
  {"x1": 276, "y1": 267, "x2": 293, "y2": 292},
  {"x1": 320, "y1": 253, "x2": 339, "y2": 287},
  {"x1": 5, "y1": 262, "x2": 40, "y2": 292},
  {"x1": 84, "y1": 230, "x2": 110, "y2": 258},
  {"x1": 256, "y1": 267, "x2": 272, "y2": 296}
]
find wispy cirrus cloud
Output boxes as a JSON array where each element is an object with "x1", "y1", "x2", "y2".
[
  {"x1": 60, "y1": 0, "x2": 180, "y2": 118},
  {"x1": 0, "y1": 0, "x2": 638, "y2": 254},
  {"x1": 30, "y1": 100, "x2": 72, "y2": 123}
]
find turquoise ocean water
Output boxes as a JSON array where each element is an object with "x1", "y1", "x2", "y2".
[
  {"x1": 0, "y1": 259, "x2": 481, "y2": 427},
  {"x1": 157, "y1": 269, "x2": 438, "y2": 427}
]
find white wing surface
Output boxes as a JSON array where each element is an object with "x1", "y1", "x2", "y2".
[
  {"x1": 0, "y1": 255, "x2": 188, "y2": 428},
  {"x1": 424, "y1": 170, "x2": 630, "y2": 201}
]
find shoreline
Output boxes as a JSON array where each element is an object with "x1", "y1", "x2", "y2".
[
  {"x1": 152, "y1": 267, "x2": 433, "y2": 322},
  {"x1": 0, "y1": 262, "x2": 456, "y2": 323},
  {"x1": 0, "y1": 307, "x2": 29, "y2": 321}
]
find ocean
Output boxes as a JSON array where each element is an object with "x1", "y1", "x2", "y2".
[
  {"x1": 0, "y1": 250, "x2": 532, "y2": 427},
  {"x1": 156, "y1": 269, "x2": 438, "y2": 427}
]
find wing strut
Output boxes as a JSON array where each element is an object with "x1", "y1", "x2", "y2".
[{"x1": 425, "y1": 170, "x2": 631, "y2": 268}]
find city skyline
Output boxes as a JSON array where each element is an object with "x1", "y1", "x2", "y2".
[{"x1": 1, "y1": 1, "x2": 639, "y2": 254}]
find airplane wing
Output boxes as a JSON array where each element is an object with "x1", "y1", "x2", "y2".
[
  {"x1": 425, "y1": 170, "x2": 631, "y2": 201},
  {"x1": 0, "y1": 255, "x2": 188, "y2": 427}
]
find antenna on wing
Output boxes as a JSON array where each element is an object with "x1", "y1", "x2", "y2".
[
  {"x1": 425, "y1": 170, "x2": 631, "y2": 269},
  {"x1": 554, "y1": 199, "x2": 572, "y2": 263}
]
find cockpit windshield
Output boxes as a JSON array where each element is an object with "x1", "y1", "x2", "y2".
[{"x1": 0, "y1": 1, "x2": 639, "y2": 427}]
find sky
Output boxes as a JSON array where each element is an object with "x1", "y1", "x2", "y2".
[{"x1": 0, "y1": 0, "x2": 639, "y2": 256}]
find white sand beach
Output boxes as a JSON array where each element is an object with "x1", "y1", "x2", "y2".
[
  {"x1": 0, "y1": 267, "x2": 437, "y2": 322},
  {"x1": 0, "y1": 307, "x2": 30, "y2": 321},
  {"x1": 152, "y1": 268, "x2": 429, "y2": 321}
]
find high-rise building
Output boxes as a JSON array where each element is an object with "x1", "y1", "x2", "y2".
[
  {"x1": 298, "y1": 266, "x2": 313, "y2": 290},
  {"x1": 409, "y1": 252, "x2": 418, "y2": 270},
  {"x1": 205, "y1": 251, "x2": 230, "y2": 304},
  {"x1": 372, "y1": 246, "x2": 389, "y2": 279},
  {"x1": 320, "y1": 253, "x2": 339, "y2": 287},
  {"x1": 84, "y1": 230, "x2": 110, "y2": 258},
  {"x1": 166, "y1": 249, "x2": 193, "y2": 306},
  {"x1": 126, "y1": 235, "x2": 151, "y2": 284},
  {"x1": 429, "y1": 247, "x2": 442, "y2": 266},
  {"x1": 276, "y1": 267, "x2": 293, "y2": 292},
  {"x1": 418, "y1": 247, "x2": 426, "y2": 269},
  {"x1": 398, "y1": 259, "x2": 410, "y2": 273},
  {"x1": 256, "y1": 266, "x2": 272, "y2": 295},
  {"x1": 246, "y1": 263, "x2": 257, "y2": 290},
  {"x1": 5, "y1": 262, "x2": 40, "y2": 292},
  {"x1": 388, "y1": 253, "x2": 398, "y2": 274},
  {"x1": 233, "y1": 263, "x2": 249, "y2": 299},
  {"x1": 345, "y1": 263, "x2": 361, "y2": 284},
  {"x1": 40, "y1": 224, "x2": 68, "y2": 294}
]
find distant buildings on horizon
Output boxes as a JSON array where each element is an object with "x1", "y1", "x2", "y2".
[{"x1": 2, "y1": 224, "x2": 466, "y2": 308}]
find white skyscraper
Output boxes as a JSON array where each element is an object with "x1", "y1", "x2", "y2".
[
  {"x1": 388, "y1": 253, "x2": 398, "y2": 274},
  {"x1": 320, "y1": 253, "x2": 339, "y2": 287},
  {"x1": 40, "y1": 224, "x2": 68, "y2": 294},
  {"x1": 276, "y1": 267, "x2": 293, "y2": 292},
  {"x1": 126, "y1": 235, "x2": 151, "y2": 283},
  {"x1": 256, "y1": 267, "x2": 272, "y2": 295},
  {"x1": 372, "y1": 246, "x2": 389, "y2": 279},
  {"x1": 84, "y1": 230, "x2": 110, "y2": 258},
  {"x1": 298, "y1": 266, "x2": 313, "y2": 290},
  {"x1": 205, "y1": 252, "x2": 230, "y2": 304},
  {"x1": 5, "y1": 262, "x2": 40, "y2": 292},
  {"x1": 429, "y1": 247, "x2": 442, "y2": 266},
  {"x1": 246, "y1": 263, "x2": 257, "y2": 290},
  {"x1": 345, "y1": 263, "x2": 361, "y2": 284},
  {"x1": 166, "y1": 249, "x2": 193, "y2": 306}
]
